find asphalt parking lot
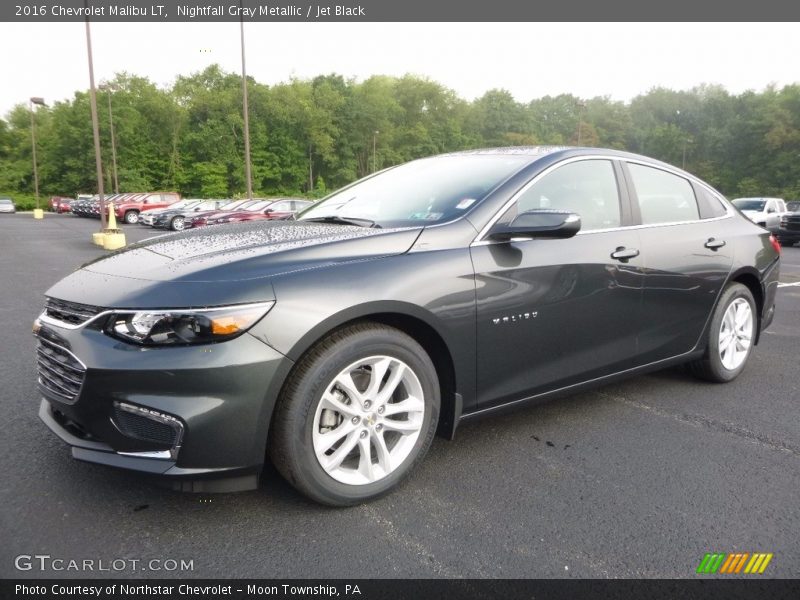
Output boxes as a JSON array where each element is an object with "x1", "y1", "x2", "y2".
[{"x1": 0, "y1": 213, "x2": 798, "y2": 579}]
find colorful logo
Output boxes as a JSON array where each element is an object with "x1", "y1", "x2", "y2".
[{"x1": 696, "y1": 553, "x2": 773, "y2": 574}]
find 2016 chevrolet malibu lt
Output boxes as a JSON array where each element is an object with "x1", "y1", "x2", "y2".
[{"x1": 34, "y1": 147, "x2": 780, "y2": 505}]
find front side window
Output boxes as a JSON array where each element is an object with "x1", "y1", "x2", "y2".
[
  {"x1": 509, "y1": 159, "x2": 621, "y2": 231},
  {"x1": 628, "y1": 163, "x2": 699, "y2": 224}
]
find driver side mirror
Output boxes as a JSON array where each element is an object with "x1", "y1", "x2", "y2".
[{"x1": 488, "y1": 209, "x2": 581, "y2": 242}]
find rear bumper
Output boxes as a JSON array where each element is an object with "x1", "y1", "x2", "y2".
[{"x1": 760, "y1": 257, "x2": 780, "y2": 335}]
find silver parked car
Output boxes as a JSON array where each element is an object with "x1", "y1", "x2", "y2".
[{"x1": 0, "y1": 198, "x2": 16, "y2": 213}]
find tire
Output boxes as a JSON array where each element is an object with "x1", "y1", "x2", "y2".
[
  {"x1": 689, "y1": 283, "x2": 757, "y2": 383},
  {"x1": 123, "y1": 210, "x2": 139, "y2": 224},
  {"x1": 269, "y1": 323, "x2": 440, "y2": 506},
  {"x1": 170, "y1": 216, "x2": 185, "y2": 231}
]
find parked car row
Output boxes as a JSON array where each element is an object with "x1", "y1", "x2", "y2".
[
  {"x1": 69, "y1": 192, "x2": 182, "y2": 223},
  {"x1": 138, "y1": 197, "x2": 314, "y2": 231}
]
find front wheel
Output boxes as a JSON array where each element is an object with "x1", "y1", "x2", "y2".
[
  {"x1": 269, "y1": 324, "x2": 440, "y2": 506},
  {"x1": 170, "y1": 216, "x2": 185, "y2": 231},
  {"x1": 123, "y1": 210, "x2": 139, "y2": 224},
  {"x1": 689, "y1": 283, "x2": 756, "y2": 383}
]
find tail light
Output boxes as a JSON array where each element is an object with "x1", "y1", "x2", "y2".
[{"x1": 769, "y1": 234, "x2": 781, "y2": 255}]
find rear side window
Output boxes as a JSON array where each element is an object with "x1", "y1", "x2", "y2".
[
  {"x1": 693, "y1": 184, "x2": 728, "y2": 219},
  {"x1": 628, "y1": 163, "x2": 699, "y2": 224}
]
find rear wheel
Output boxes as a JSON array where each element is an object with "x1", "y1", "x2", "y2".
[
  {"x1": 689, "y1": 283, "x2": 756, "y2": 383},
  {"x1": 123, "y1": 210, "x2": 139, "y2": 225},
  {"x1": 269, "y1": 323, "x2": 440, "y2": 506},
  {"x1": 170, "y1": 216, "x2": 185, "y2": 231}
]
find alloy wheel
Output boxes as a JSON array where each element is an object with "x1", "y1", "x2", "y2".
[
  {"x1": 312, "y1": 355, "x2": 425, "y2": 485},
  {"x1": 718, "y1": 297, "x2": 753, "y2": 370}
]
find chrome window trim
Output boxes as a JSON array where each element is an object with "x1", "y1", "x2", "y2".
[{"x1": 471, "y1": 154, "x2": 736, "y2": 247}]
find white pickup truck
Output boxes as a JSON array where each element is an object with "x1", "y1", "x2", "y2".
[{"x1": 731, "y1": 197, "x2": 787, "y2": 232}]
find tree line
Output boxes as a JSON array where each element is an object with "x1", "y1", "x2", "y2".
[{"x1": 1, "y1": 64, "x2": 799, "y2": 208}]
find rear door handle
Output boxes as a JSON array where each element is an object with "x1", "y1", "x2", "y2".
[
  {"x1": 704, "y1": 238, "x2": 726, "y2": 250},
  {"x1": 610, "y1": 247, "x2": 640, "y2": 261}
]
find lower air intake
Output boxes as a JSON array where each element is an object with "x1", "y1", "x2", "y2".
[{"x1": 112, "y1": 402, "x2": 183, "y2": 449}]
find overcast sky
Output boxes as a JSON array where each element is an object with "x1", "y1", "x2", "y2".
[{"x1": 1, "y1": 22, "x2": 799, "y2": 118}]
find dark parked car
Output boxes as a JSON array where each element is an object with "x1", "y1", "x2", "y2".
[
  {"x1": 200, "y1": 198, "x2": 312, "y2": 226},
  {"x1": 777, "y1": 201, "x2": 800, "y2": 246},
  {"x1": 34, "y1": 147, "x2": 780, "y2": 506},
  {"x1": 152, "y1": 199, "x2": 232, "y2": 231},
  {"x1": 139, "y1": 198, "x2": 204, "y2": 227},
  {"x1": 0, "y1": 197, "x2": 15, "y2": 213}
]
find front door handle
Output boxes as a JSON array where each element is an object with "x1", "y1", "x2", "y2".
[
  {"x1": 610, "y1": 247, "x2": 640, "y2": 261},
  {"x1": 705, "y1": 238, "x2": 726, "y2": 250}
]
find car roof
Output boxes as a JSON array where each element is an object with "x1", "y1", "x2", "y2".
[{"x1": 439, "y1": 145, "x2": 698, "y2": 175}]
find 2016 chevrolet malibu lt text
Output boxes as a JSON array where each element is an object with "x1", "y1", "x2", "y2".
[{"x1": 34, "y1": 147, "x2": 780, "y2": 505}]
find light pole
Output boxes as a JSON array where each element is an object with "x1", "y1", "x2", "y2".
[
  {"x1": 84, "y1": 7, "x2": 107, "y2": 231},
  {"x1": 29, "y1": 96, "x2": 46, "y2": 212},
  {"x1": 372, "y1": 130, "x2": 379, "y2": 173},
  {"x1": 239, "y1": 0, "x2": 253, "y2": 200},
  {"x1": 99, "y1": 82, "x2": 119, "y2": 194}
]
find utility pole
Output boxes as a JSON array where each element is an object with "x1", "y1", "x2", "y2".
[
  {"x1": 84, "y1": 6, "x2": 107, "y2": 230},
  {"x1": 29, "y1": 97, "x2": 46, "y2": 211},
  {"x1": 240, "y1": 0, "x2": 253, "y2": 200}
]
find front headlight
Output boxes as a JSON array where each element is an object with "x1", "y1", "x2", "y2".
[{"x1": 105, "y1": 302, "x2": 274, "y2": 346}]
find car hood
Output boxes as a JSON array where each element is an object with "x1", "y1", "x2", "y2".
[{"x1": 45, "y1": 221, "x2": 423, "y2": 308}]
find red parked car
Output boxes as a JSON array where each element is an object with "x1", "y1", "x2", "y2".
[
  {"x1": 200, "y1": 199, "x2": 312, "y2": 226},
  {"x1": 113, "y1": 192, "x2": 181, "y2": 224},
  {"x1": 189, "y1": 198, "x2": 267, "y2": 228},
  {"x1": 49, "y1": 196, "x2": 74, "y2": 213}
]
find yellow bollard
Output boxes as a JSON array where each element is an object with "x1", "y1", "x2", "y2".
[
  {"x1": 101, "y1": 202, "x2": 126, "y2": 251},
  {"x1": 92, "y1": 232, "x2": 106, "y2": 246},
  {"x1": 33, "y1": 208, "x2": 44, "y2": 219},
  {"x1": 103, "y1": 232, "x2": 126, "y2": 250},
  {"x1": 107, "y1": 203, "x2": 118, "y2": 229}
]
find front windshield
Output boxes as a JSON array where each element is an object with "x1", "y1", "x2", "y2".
[
  {"x1": 297, "y1": 154, "x2": 530, "y2": 228},
  {"x1": 786, "y1": 202, "x2": 800, "y2": 212},
  {"x1": 733, "y1": 199, "x2": 766, "y2": 211}
]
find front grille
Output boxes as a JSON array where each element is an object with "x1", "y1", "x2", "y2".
[
  {"x1": 781, "y1": 217, "x2": 800, "y2": 231},
  {"x1": 44, "y1": 297, "x2": 104, "y2": 326},
  {"x1": 37, "y1": 338, "x2": 86, "y2": 403},
  {"x1": 112, "y1": 403, "x2": 181, "y2": 447}
]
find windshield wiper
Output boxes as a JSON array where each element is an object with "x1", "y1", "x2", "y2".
[{"x1": 303, "y1": 216, "x2": 381, "y2": 228}]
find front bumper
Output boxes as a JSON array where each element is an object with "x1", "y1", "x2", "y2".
[{"x1": 35, "y1": 317, "x2": 293, "y2": 489}]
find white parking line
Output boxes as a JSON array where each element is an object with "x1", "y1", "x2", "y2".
[{"x1": 777, "y1": 282, "x2": 800, "y2": 288}]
